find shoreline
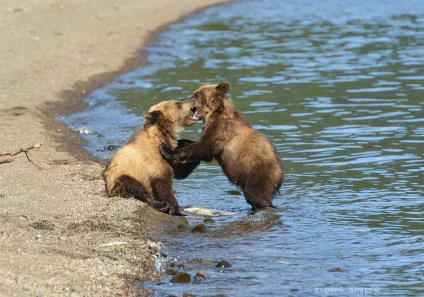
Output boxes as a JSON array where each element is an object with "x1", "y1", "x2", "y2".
[{"x1": 0, "y1": 0, "x2": 230, "y2": 295}]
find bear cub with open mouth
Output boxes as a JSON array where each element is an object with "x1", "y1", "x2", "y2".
[
  {"x1": 103, "y1": 99, "x2": 199, "y2": 216},
  {"x1": 161, "y1": 81, "x2": 284, "y2": 210}
]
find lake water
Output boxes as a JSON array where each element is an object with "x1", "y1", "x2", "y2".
[{"x1": 62, "y1": 0, "x2": 424, "y2": 296}]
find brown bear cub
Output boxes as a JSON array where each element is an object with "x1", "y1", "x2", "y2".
[
  {"x1": 103, "y1": 99, "x2": 199, "y2": 216},
  {"x1": 161, "y1": 81, "x2": 284, "y2": 210}
]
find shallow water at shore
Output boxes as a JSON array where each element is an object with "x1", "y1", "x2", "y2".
[{"x1": 63, "y1": 0, "x2": 424, "y2": 295}]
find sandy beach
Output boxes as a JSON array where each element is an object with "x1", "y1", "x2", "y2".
[{"x1": 0, "y1": 0, "x2": 228, "y2": 295}]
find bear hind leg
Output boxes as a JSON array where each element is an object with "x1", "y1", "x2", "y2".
[
  {"x1": 111, "y1": 175, "x2": 170, "y2": 213},
  {"x1": 242, "y1": 174, "x2": 277, "y2": 210}
]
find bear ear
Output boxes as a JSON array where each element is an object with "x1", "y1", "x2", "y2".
[
  {"x1": 143, "y1": 110, "x2": 162, "y2": 124},
  {"x1": 216, "y1": 81, "x2": 231, "y2": 94}
]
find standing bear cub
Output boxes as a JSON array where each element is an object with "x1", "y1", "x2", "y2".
[
  {"x1": 161, "y1": 81, "x2": 284, "y2": 210},
  {"x1": 103, "y1": 99, "x2": 199, "y2": 216}
]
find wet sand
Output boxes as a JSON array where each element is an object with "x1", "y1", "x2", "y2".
[{"x1": 0, "y1": 0, "x2": 229, "y2": 295}]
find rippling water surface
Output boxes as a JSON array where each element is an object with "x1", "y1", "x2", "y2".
[{"x1": 63, "y1": 0, "x2": 424, "y2": 295}]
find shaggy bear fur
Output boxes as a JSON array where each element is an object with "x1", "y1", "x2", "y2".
[
  {"x1": 161, "y1": 81, "x2": 284, "y2": 210},
  {"x1": 103, "y1": 99, "x2": 199, "y2": 216}
]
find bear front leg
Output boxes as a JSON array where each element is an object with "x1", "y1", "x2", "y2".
[
  {"x1": 160, "y1": 145, "x2": 189, "y2": 161},
  {"x1": 176, "y1": 138, "x2": 195, "y2": 147},
  {"x1": 151, "y1": 178, "x2": 183, "y2": 216},
  {"x1": 149, "y1": 200, "x2": 171, "y2": 213},
  {"x1": 160, "y1": 142, "x2": 213, "y2": 163},
  {"x1": 169, "y1": 139, "x2": 201, "y2": 179}
]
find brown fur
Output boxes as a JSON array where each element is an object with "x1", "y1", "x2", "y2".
[
  {"x1": 102, "y1": 99, "x2": 199, "y2": 215},
  {"x1": 161, "y1": 81, "x2": 284, "y2": 210}
]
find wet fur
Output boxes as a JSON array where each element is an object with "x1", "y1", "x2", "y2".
[
  {"x1": 103, "y1": 99, "x2": 199, "y2": 216},
  {"x1": 161, "y1": 82, "x2": 284, "y2": 210}
]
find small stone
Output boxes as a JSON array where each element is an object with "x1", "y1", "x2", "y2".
[
  {"x1": 216, "y1": 260, "x2": 231, "y2": 268},
  {"x1": 170, "y1": 273, "x2": 190, "y2": 283},
  {"x1": 191, "y1": 224, "x2": 205, "y2": 233},
  {"x1": 203, "y1": 218, "x2": 215, "y2": 224},
  {"x1": 177, "y1": 224, "x2": 189, "y2": 230},
  {"x1": 194, "y1": 271, "x2": 206, "y2": 281},
  {"x1": 328, "y1": 267, "x2": 342, "y2": 272},
  {"x1": 104, "y1": 145, "x2": 119, "y2": 151},
  {"x1": 201, "y1": 259, "x2": 213, "y2": 265},
  {"x1": 175, "y1": 216, "x2": 189, "y2": 226}
]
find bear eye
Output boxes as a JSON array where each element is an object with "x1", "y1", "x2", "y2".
[
  {"x1": 175, "y1": 102, "x2": 182, "y2": 109},
  {"x1": 193, "y1": 92, "x2": 200, "y2": 99}
]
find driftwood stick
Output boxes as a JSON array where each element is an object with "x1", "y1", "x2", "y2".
[
  {"x1": 0, "y1": 143, "x2": 43, "y2": 157},
  {"x1": 25, "y1": 151, "x2": 46, "y2": 171},
  {"x1": 0, "y1": 143, "x2": 44, "y2": 169}
]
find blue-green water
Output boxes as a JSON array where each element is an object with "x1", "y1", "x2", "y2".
[{"x1": 63, "y1": 0, "x2": 424, "y2": 295}]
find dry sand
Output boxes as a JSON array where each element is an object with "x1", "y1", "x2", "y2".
[{"x1": 0, "y1": 0, "x2": 229, "y2": 295}]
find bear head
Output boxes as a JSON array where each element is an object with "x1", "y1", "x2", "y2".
[
  {"x1": 143, "y1": 99, "x2": 198, "y2": 134},
  {"x1": 189, "y1": 81, "x2": 231, "y2": 121}
]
